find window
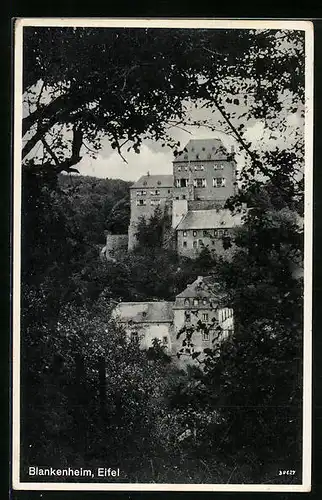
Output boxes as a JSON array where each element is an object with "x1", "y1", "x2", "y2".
[
  {"x1": 193, "y1": 298, "x2": 199, "y2": 306},
  {"x1": 162, "y1": 336, "x2": 168, "y2": 345},
  {"x1": 183, "y1": 230, "x2": 187, "y2": 237},
  {"x1": 150, "y1": 189, "x2": 160, "y2": 195},
  {"x1": 131, "y1": 331, "x2": 139, "y2": 342},
  {"x1": 213, "y1": 177, "x2": 226, "y2": 187},
  {"x1": 168, "y1": 189, "x2": 171, "y2": 193},
  {"x1": 150, "y1": 199, "x2": 161, "y2": 206},
  {"x1": 184, "y1": 311, "x2": 191, "y2": 322},
  {"x1": 176, "y1": 196, "x2": 179, "y2": 200},
  {"x1": 202, "y1": 313, "x2": 209, "y2": 321},
  {"x1": 184, "y1": 166, "x2": 188, "y2": 171},
  {"x1": 191, "y1": 147, "x2": 195, "y2": 152},
  {"x1": 136, "y1": 199, "x2": 146, "y2": 206},
  {"x1": 178, "y1": 166, "x2": 182, "y2": 172},
  {"x1": 198, "y1": 239, "x2": 204, "y2": 247},
  {"x1": 223, "y1": 229, "x2": 229, "y2": 237},
  {"x1": 184, "y1": 154, "x2": 188, "y2": 160},
  {"x1": 183, "y1": 241, "x2": 187, "y2": 247},
  {"x1": 143, "y1": 181, "x2": 147, "y2": 186},
  {"x1": 200, "y1": 165, "x2": 205, "y2": 171},
  {"x1": 182, "y1": 195, "x2": 186, "y2": 200},
  {"x1": 193, "y1": 240, "x2": 197, "y2": 248},
  {"x1": 214, "y1": 229, "x2": 218, "y2": 238},
  {"x1": 193, "y1": 178, "x2": 206, "y2": 188},
  {"x1": 193, "y1": 230, "x2": 197, "y2": 237},
  {"x1": 136, "y1": 190, "x2": 146, "y2": 196},
  {"x1": 202, "y1": 331, "x2": 210, "y2": 341},
  {"x1": 202, "y1": 298, "x2": 208, "y2": 305},
  {"x1": 217, "y1": 229, "x2": 223, "y2": 237},
  {"x1": 214, "y1": 164, "x2": 224, "y2": 170},
  {"x1": 202, "y1": 147, "x2": 205, "y2": 151},
  {"x1": 157, "y1": 181, "x2": 161, "y2": 185},
  {"x1": 203, "y1": 230, "x2": 208, "y2": 237},
  {"x1": 207, "y1": 153, "x2": 211, "y2": 159},
  {"x1": 196, "y1": 154, "x2": 199, "y2": 159},
  {"x1": 184, "y1": 298, "x2": 190, "y2": 306},
  {"x1": 176, "y1": 178, "x2": 188, "y2": 188}
]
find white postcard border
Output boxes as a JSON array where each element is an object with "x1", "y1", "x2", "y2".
[{"x1": 12, "y1": 18, "x2": 314, "y2": 492}]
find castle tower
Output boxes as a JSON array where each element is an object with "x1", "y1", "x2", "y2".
[{"x1": 173, "y1": 138, "x2": 237, "y2": 209}]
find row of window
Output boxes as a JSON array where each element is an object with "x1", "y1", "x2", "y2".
[
  {"x1": 185, "y1": 310, "x2": 209, "y2": 322},
  {"x1": 177, "y1": 164, "x2": 225, "y2": 172},
  {"x1": 182, "y1": 229, "x2": 229, "y2": 238},
  {"x1": 131, "y1": 331, "x2": 169, "y2": 345},
  {"x1": 184, "y1": 297, "x2": 209, "y2": 307},
  {"x1": 136, "y1": 199, "x2": 161, "y2": 206},
  {"x1": 175, "y1": 178, "x2": 226, "y2": 188},
  {"x1": 136, "y1": 189, "x2": 171, "y2": 196},
  {"x1": 219, "y1": 308, "x2": 234, "y2": 322}
]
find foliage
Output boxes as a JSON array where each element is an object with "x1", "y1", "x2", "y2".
[
  {"x1": 134, "y1": 207, "x2": 165, "y2": 249},
  {"x1": 22, "y1": 27, "x2": 304, "y2": 208},
  {"x1": 19, "y1": 26, "x2": 307, "y2": 483},
  {"x1": 174, "y1": 185, "x2": 303, "y2": 474},
  {"x1": 58, "y1": 174, "x2": 131, "y2": 242}
]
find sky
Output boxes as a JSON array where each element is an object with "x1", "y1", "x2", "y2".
[
  {"x1": 75, "y1": 107, "x2": 302, "y2": 182},
  {"x1": 22, "y1": 71, "x2": 303, "y2": 184}
]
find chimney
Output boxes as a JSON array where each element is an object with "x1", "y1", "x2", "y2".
[
  {"x1": 230, "y1": 145, "x2": 235, "y2": 154},
  {"x1": 147, "y1": 171, "x2": 150, "y2": 176}
]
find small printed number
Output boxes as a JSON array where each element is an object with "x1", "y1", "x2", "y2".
[{"x1": 278, "y1": 470, "x2": 296, "y2": 476}]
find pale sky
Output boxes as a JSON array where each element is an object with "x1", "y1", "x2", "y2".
[
  {"x1": 75, "y1": 109, "x2": 302, "y2": 182},
  {"x1": 23, "y1": 84, "x2": 303, "y2": 183}
]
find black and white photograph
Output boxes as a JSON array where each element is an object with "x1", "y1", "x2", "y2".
[{"x1": 12, "y1": 18, "x2": 313, "y2": 492}]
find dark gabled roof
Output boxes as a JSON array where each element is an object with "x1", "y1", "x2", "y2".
[
  {"x1": 113, "y1": 301, "x2": 174, "y2": 324},
  {"x1": 131, "y1": 174, "x2": 174, "y2": 189},
  {"x1": 177, "y1": 209, "x2": 245, "y2": 231},
  {"x1": 175, "y1": 276, "x2": 222, "y2": 300},
  {"x1": 174, "y1": 138, "x2": 230, "y2": 162}
]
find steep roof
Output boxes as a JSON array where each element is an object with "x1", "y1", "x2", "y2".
[
  {"x1": 177, "y1": 209, "x2": 245, "y2": 231},
  {"x1": 174, "y1": 138, "x2": 231, "y2": 162},
  {"x1": 131, "y1": 174, "x2": 174, "y2": 189},
  {"x1": 113, "y1": 301, "x2": 174, "y2": 324},
  {"x1": 175, "y1": 276, "x2": 222, "y2": 299}
]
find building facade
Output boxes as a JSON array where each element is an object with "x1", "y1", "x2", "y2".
[
  {"x1": 128, "y1": 173, "x2": 173, "y2": 250},
  {"x1": 126, "y1": 137, "x2": 241, "y2": 254},
  {"x1": 112, "y1": 301, "x2": 174, "y2": 351},
  {"x1": 176, "y1": 208, "x2": 245, "y2": 258},
  {"x1": 112, "y1": 276, "x2": 234, "y2": 367},
  {"x1": 172, "y1": 138, "x2": 237, "y2": 203}
]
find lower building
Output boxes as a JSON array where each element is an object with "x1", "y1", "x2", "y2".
[
  {"x1": 112, "y1": 301, "x2": 174, "y2": 351},
  {"x1": 112, "y1": 276, "x2": 234, "y2": 368},
  {"x1": 175, "y1": 208, "x2": 245, "y2": 259}
]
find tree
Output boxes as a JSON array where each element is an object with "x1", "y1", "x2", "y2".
[
  {"x1": 134, "y1": 206, "x2": 165, "y2": 249},
  {"x1": 174, "y1": 185, "x2": 304, "y2": 479},
  {"x1": 22, "y1": 26, "x2": 305, "y2": 209},
  {"x1": 19, "y1": 25, "x2": 307, "y2": 483}
]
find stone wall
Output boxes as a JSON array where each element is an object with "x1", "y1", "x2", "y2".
[{"x1": 103, "y1": 233, "x2": 128, "y2": 260}]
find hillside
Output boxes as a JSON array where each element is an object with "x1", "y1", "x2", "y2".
[{"x1": 58, "y1": 174, "x2": 132, "y2": 243}]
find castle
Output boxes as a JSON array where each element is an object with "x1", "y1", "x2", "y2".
[
  {"x1": 102, "y1": 138, "x2": 245, "y2": 366},
  {"x1": 103, "y1": 137, "x2": 245, "y2": 261}
]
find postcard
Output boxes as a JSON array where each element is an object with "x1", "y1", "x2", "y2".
[{"x1": 12, "y1": 18, "x2": 313, "y2": 492}]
